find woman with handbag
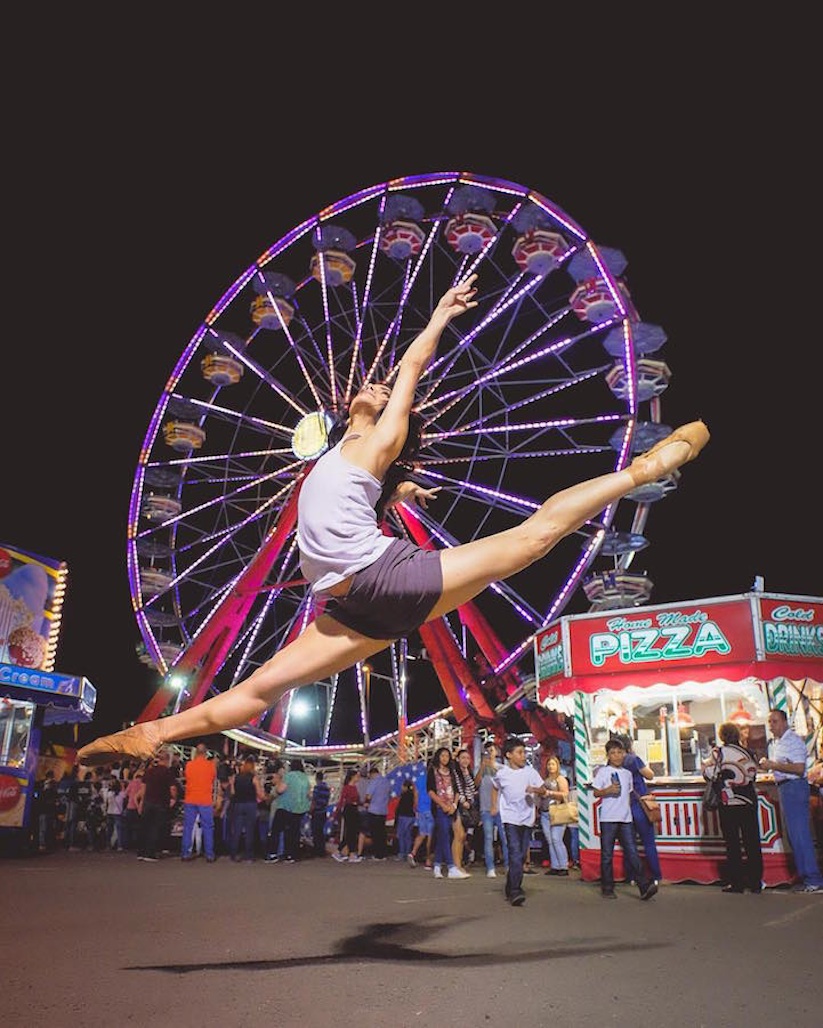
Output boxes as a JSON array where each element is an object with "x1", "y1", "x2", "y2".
[
  {"x1": 701, "y1": 722, "x2": 763, "y2": 893},
  {"x1": 539, "y1": 755, "x2": 572, "y2": 876},
  {"x1": 617, "y1": 734, "x2": 662, "y2": 885},
  {"x1": 427, "y1": 747, "x2": 470, "y2": 879},
  {"x1": 453, "y1": 748, "x2": 479, "y2": 871}
]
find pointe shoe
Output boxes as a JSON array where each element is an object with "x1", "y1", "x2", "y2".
[
  {"x1": 77, "y1": 721, "x2": 164, "y2": 766},
  {"x1": 628, "y1": 420, "x2": 710, "y2": 487}
]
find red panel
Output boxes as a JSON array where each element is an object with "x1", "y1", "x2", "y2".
[
  {"x1": 758, "y1": 596, "x2": 823, "y2": 661},
  {"x1": 567, "y1": 598, "x2": 758, "y2": 679}
]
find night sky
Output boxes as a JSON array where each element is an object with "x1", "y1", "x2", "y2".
[{"x1": 4, "y1": 18, "x2": 816, "y2": 743}]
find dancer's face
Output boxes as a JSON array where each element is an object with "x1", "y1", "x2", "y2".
[{"x1": 350, "y1": 381, "x2": 391, "y2": 417}]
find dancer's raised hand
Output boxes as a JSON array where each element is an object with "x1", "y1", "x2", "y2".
[{"x1": 433, "y1": 274, "x2": 478, "y2": 321}]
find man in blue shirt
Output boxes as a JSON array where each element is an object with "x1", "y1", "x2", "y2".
[
  {"x1": 358, "y1": 766, "x2": 391, "y2": 860},
  {"x1": 760, "y1": 709, "x2": 823, "y2": 893}
]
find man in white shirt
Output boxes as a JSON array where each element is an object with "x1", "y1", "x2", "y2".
[
  {"x1": 760, "y1": 709, "x2": 823, "y2": 893},
  {"x1": 492, "y1": 737, "x2": 547, "y2": 906},
  {"x1": 592, "y1": 738, "x2": 658, "y2": 901}
]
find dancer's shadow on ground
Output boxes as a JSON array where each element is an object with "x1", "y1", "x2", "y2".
[{"x1": 128, "y1": 915, "x2": 663, "y2": 974}]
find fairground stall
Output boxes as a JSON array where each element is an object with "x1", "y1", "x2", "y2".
[
  {"x1": 0, "y1": 543, "x2": 96, "y2": 848},
  {"x1": 534, "y1": 591, "x2": 823, "y2": 886}
]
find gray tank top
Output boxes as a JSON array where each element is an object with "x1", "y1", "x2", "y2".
[{"x1": 297, "y1": 438, "x2": 393, "y2": 593}]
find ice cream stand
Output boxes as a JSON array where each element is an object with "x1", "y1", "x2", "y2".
[
  {"x1": 534, "y1": 591, "x2": 823, "y2": 886},
  {"x1": 0, "y1": 542, "x2": 97, "y2": 847}
]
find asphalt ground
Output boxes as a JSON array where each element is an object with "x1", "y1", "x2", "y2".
[{"x1": 3, "y1": 849, "x2": 821, "y2": 1028}]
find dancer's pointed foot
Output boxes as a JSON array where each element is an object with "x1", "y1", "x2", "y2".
[
  {"x1": 77, "y1": 721, "x2": 165, "y2": 766},
  {"x1": 628, "y1": 420, "x2": 710, "y2": 487}
]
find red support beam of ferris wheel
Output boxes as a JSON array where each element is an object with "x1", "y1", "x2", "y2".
[
  {"x1": 136, "y1": 471, "x2": 309, "y2": 723},
  {"x1": 396, "y1": 506, "x2": 501, "y2": 729}
]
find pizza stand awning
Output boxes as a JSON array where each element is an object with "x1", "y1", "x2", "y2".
[
  {"x1": 534, "y1": 592, "x2": 823, "y2": 699},
  {"x1": 1, "y1": 662, "x2": 97, "y2": 725}
]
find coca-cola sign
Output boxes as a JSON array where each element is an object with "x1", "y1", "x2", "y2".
[{"x1": 0, "y1": 774, "x2": 22, "y2": 812}]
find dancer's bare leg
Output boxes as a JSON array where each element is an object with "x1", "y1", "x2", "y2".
[
  {"x1": 428, "y1": 421, "x2": 708, "y2": 619},
  {"x1": 77, "y1": 616, "x2": 391, "y2": 764},
  {"x1": 79, "y1": 420, "x2": 707, "y2": 764}
]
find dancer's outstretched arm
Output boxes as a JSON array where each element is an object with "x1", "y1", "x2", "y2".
[{"x1": 360, "y1": 275, "x2": 478, "y2": 478}]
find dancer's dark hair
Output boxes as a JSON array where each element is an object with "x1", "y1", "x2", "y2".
[{"x1": 326, "y1": 404, "x2": 428, "y2": 522}]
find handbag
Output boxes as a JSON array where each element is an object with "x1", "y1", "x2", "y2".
[
  {"x1": 548, "y1": 800, "x2": 579, "y2": 826},
  {"x1": 459, "y1": 803, "x2": 480, "y2": 830},
  {"x1": 702, "y1": 747, "x2": 724, "y2": 811},
  {"x1": 638, "y1": 793, "x2": 662, "y2": 824}
]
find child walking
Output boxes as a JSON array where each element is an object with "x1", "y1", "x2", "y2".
[{"x1": 492, "y1": 737, "x2": 549, "y2": 906}]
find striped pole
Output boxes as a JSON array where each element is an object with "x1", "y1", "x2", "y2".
[
  {"x1": 771, "y1": 677, "x2": 788, "y2": 716},
  {"x1": 574, "y1": 691, "x2": 593, "y2": 850}
]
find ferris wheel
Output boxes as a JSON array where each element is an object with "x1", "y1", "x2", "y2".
[{"x1": 128, "y1": 171, "x2": 676, "y2": 754}]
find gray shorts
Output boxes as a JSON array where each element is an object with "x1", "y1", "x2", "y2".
[{"x1": 325, "y1": 537, "x2": 443, "y2": 640}]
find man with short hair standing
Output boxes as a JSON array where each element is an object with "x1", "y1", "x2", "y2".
[
  {"x1": 359, "y1": 765, "x2": 391, "y2": 860},
  {"x1": 760, "y1": 709, "x2": 823, "y2": 893},
  {"x1": 136, "y1": 748, "x2": 177, "y2": 862},
  {"x1": 475, "y1": 740, "x2": 509, "y2": 879},
  {"x1": 181, "y1": 742, "x2": 217, "y2": 863}
]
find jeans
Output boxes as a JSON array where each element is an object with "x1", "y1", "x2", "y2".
[
  {"x1": 599, "y1": 820, "x2": 649, "y2": 894},
  {"x1": 267, "y1": 807, "x2": 287, "y2": 858},
  {"x1": 433, "y1": 807, "x2": 455, "y2": 868},
  {"x1": 567, "y1": 825, "x2": 580, "y2": 863},
  {"x1": 503, "y1": 823, "x2": 530, "y2": 898},
  {"x1": 480, "y1": 811, "x2": 509, "y2": 871},
  {"x1": 183, "y1": 803, "x2": 215, "y2": 859},
  {"x1": 395, "y1": 815, "x2": 415, "y2": 857},
  {"x1": 124, "y1": 808, "x2": 141, "y2": 850},
  {"x1": 106, "y1": 814, "x2": 125, "y2": 850},
  {"x1": 367, "y1": 813, "x2": 387, "y2": 858},
  {"x1": 539, "y1": 813, "x2": 570, "y2": 870},
  {"x1": 284, "y1": 810, "x2": 306, "y2": 860},
  {"x1": 778, "y1": 778, "x2": 823, "y2": 886},
  {"x1": 311, "y1": 810, "x2": 328, "y2": 855},
  {"x1": 630, "y1": 795, "x2": 662, "y2": 880},
  {"x1": 230, "y1": 801, "x2": 258, "y2": 860},
  {"x1": 138, "y1": 802, "x2": 169, "y2": 859}
]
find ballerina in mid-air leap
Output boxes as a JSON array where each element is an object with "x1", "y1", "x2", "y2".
[{"x1": 78, "y1": 274, "x2": 709, "y2": 765}]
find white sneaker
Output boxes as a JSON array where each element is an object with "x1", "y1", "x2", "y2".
[
  {"x1": 486, "y1": 869, "x2": 496, "y2": 878},
  {"x1": 407, "y1": 854, "x2": 417, "y2": 868},
  {"x1": 433, "y1": 865, "x2": 443, "y2": 878},
  {"x1": 348, "y1": 854, "x2": 364, "y2": 863},
  {"x1": 331, "y1": 851, "x2": 347, "y2": 863},
  {"x1": 448, "y1": 866, "x2": 470, "y2": 879}
]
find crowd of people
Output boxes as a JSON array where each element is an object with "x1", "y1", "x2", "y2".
[
  {"x1": 29, "y1": 748, "x2": 319, "y2": 862},
  {"x1": 28, "y1": 715, "x2": 823, "y2": 903}
]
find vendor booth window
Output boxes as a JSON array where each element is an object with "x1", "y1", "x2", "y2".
[
  {"x1": 589, "y1": 683, "x2": 771, "y2": 778},
  {"x1": 0, "y1": 700, "x2": 33, "y2": 768}
]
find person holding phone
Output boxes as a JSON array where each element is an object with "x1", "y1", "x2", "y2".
[{"x1": 592, "y1": 738, "x2": 658, "y2": 901}]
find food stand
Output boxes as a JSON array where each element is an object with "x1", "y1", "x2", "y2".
[
  {"x1": 0, "y1": 542, "x2": 97, "y2": 847},
  {"x1": 534, "y1": 591, "x2": 823, "y2": 886}
]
